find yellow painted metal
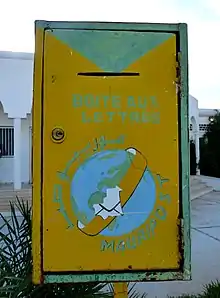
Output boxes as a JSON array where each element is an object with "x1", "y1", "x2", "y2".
[
  {"x1": 114, "y1": 283, "x2": 128, "y2": 297},
  {"x1": 34, "y1": 29, "x2": 179, "y2": 273},
  {"x1": 32, "y1": 28, "x2": 44, "y2": 284}
]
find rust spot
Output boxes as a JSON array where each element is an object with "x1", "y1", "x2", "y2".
[{"x1": 51, "y1": 75, "x2": 56, "y2": 83}]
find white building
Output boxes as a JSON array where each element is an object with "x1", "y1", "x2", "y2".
[{"x1": 0, "y1": 51, "x2": 217, "y2": 189}]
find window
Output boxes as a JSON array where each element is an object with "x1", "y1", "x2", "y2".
[
  {"x1": 199, "y1": 124, "x2": 208, "y2": 132},
  {"x1": 190, "y1": 124, "x2": 192, "y2": 131},
  {"x1": 0, "y1": 127, "x2": 14, "y2": 157}
]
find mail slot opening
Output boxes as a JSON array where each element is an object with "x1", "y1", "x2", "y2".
[{"x1": 77, "y1": 72, "x2": 140, "y2": 77}]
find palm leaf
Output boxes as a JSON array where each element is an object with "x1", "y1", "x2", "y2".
[
  {"x1": 0, "y1": 197, "x2": 148, "y2": 297},
  {"x1": 0, "y1": 197, "x2": 114, "y2": 297}
]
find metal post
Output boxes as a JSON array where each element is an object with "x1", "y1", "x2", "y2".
[{"x1": 114, "y1": 282, "x2": 128, "y2": 297}]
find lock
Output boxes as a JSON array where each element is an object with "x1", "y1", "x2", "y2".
[{"x1": 51, "y1": 127, "x2": 65, "y2": 143}]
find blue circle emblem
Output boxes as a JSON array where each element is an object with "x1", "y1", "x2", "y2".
[{"x1": 70, "y1": 148, "x2": 156, "y2": 237}]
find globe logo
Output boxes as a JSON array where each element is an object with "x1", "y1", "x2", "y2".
[{"x1": 70, "y1": 147, "x2": 156, "y2": 237}]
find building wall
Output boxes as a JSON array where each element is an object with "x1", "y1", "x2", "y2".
[
  {"x1": 21, "y1": 117, "x2": 31, "y2": 183},
  {"x1": 0, "y1": 108, "x2": 31, "y2": 184},
  {"x1": 0, "y1": 107, "x2": 13, "y2": 183},
  {"x1": 189, "y1": 97, "x2": 218, "y2": 140},
  {"x1": 0, "y1": 52, "x2": 33, "y2": 186},
  {"x1": 189, "y1": 95, "x2": 199, "y2": 140},
  {"x1": 0, "y1": 52, "x2": 33, "y2": 118}
]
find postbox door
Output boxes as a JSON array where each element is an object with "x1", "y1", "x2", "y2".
[{"x1": 42, "y1": 28, "x2": 180, "y2": 272}]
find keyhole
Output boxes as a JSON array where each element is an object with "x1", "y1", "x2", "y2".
[{"x1": 51, "y1": 127, "x2": 65, "y2": 143}]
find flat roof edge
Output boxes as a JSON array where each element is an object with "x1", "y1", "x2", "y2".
[{"x1": 0, "y1": 51, "x2": 33, "y2": 60}]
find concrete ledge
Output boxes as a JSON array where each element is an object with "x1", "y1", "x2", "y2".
[
  {"x1": 199, "y1": 175, "x2": 220, "y2": 191},
  {"x1": 190, "y1": 175, "x2": 214, "y2": 200},
  {"x1": 0, "y1": 211, "x2": 22, "y2": 217},
  {"x1": 191, "y1": 188, "x2": 214, "y2": 200}
]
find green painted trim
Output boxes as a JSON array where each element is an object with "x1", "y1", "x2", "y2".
[
  {"x1": 179, "y1": 23, "x2": 191, "y2": 280},
  {"x1": 50, "y1": 30, "x2": 174, "y2": 72},
  {"x1": 35, "y1": 20, "x2": 182, "y2": 32},
  {"x1": 44, "y1": 270, "x2": 187, "y2": 283}
]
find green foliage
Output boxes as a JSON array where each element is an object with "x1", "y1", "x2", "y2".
[
  {"x1": 0, "y1": 198, "x2": 145, "y2": 297},
  {"x1": 201, "y1": 280, "x2": 220, "y2": 298},
  {"x1": 169, "y1": 280, "x2": 220, "y2": 297},
  {"x1": 0, "y1": 199, "x2": 111, "y2": 297},
  {"x1": 199, "y1": 110, "x2": 220, "y2": 177}
]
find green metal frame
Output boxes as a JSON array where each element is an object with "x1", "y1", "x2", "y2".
[{"x1": 35, "y1": 20, "x2": 190, "y2": 283}]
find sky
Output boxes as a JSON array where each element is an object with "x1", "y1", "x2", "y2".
[{"x1": 0, "y1": 0, "x2": 219, "y2": 108}]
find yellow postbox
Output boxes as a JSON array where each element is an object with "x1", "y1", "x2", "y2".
[{"x1": 32, "y1": 21, "x2": 190, "y2": 285}]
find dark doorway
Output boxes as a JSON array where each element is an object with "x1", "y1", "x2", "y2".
[{"x1": 190, "y1": 140, "x2": 197, "y2": 175}]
